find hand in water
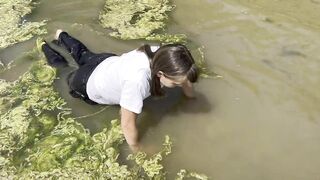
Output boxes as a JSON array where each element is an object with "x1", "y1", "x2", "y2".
[
  {"x1": 129, "y1": 144, "x2": 141, "y2": 153},
  {"x1": 130, "y1": 143, "x2": 158, "y2": 155}
]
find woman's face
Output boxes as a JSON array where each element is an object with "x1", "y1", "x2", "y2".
[{"x1": 158, "y1": 72, "x2": 187, "y2": 88}]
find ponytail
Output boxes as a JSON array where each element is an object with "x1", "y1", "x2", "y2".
[
  {"x1": 187, "y1": 64, "x2": 198, "y2": 83},
  {"x1": 138, "y1": 44, "x2": 155, "y2": 59},
  {"x1": 138, "y1": 44, "x2": 164, "y2": 96}
]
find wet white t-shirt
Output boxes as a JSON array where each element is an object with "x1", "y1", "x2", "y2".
[{"x1": 86, "y1": 46, "x2": 159, "y2": 114}]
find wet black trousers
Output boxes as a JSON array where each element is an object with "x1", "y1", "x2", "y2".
[{"x1": 43, "y1": 32, "x2": 116, "y2": 104}]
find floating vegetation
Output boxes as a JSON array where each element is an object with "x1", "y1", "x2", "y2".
[
  {"x1": 176, "y1": 169, "x2": 209, "y2": 180},
  {"x1": 194, "y1": 47, "x2": 222, "y2": 79},
  {"x1": 146, "y1": 33, "x2": 187, "y2": 44},
  {"x1": 99, "y1": 0, "x2": 186, "y2": 43},
  {"x1": 0, "y1": 59, "x2": 15, "y2": 73},
  {"x1": 0, "y1": 0, "x2": 47, "y2": 49},
  {"x1": 0, "y1": 43, "x2": 208, "y2": 179}
]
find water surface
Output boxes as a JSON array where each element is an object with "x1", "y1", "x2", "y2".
[{"x1": 1, "y1": 0, "x2": 320, "y2": 179}]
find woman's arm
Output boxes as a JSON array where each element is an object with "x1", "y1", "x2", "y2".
[
  {"x1": 120, "y1": 107, "x2": 140, "y2": 152},
  {"x1": 181, "y1": 80, "x2": 195, "y2": 98}
]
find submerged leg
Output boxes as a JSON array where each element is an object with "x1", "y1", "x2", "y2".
[
  {"x1": 41, "y1": 42, "x2": 68, "y2": 68},
  {"x1": 55, "y1": 30, "x2": 91, "y2": 66}
]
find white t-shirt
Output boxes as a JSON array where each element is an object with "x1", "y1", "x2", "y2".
[{"x1": 86, "y1": 46, "x2": 159, "y2": 114}]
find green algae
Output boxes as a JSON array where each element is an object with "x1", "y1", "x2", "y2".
[
  {"x1": 0, "y1": 43, "x2": 208, "y2": 179},
  {"x1": 176, "y1": 169, "x2": 208, "y2": 180},
  {"x1": 194, "y1": 47, "x2": 222, "y2": 79},
  {"x1": 0, "y1": 59, "x2": 14, "y2": 74},
  {"x1": 99, "y1": 0, "x2": 186, "y2": 43},
  {"x1": 0, "y1": 0, "x2": 47, "y2": 49},
  {"x1": 146, "y1": 33, "x2": 187, "y2": 44},
  {"x1": 0, "y1": 47, "x2": 64, "y2": 159},
  {"x1": 127, "y1": 135, "x2": 172, "y2": 178}
]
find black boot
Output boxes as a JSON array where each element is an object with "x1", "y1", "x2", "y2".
[
  {"x1": 52, "y1": 32, "x2": 73, "y2": 52},
  {"x1": 42, "y1": 42, "x2": 68, "y2": 68}
]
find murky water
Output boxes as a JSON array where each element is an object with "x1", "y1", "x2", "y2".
[{"x1": 1, "y1": 0, "x2": 320, "y2": 179}]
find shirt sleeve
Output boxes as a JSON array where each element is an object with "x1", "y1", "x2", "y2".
[{"x1": 120, "y1": 80, "x2": 145, "y2": 114}]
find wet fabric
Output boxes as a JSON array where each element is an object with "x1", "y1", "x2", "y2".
[
  {"x1": 86, "y1": 47, "x2": 159, "y2": 113},
  {"x1": 41, "y1": 43, "x2": 68, "y2": 67}
]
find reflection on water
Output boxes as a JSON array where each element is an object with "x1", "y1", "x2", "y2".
[{"x1": 1, "y1": 0, "x2": 320, "y2": 179}]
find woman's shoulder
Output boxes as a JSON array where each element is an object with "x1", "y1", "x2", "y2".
[
  {"x1": 124, "y1": 69, "x2": 150, "y2": 83},
  {"x1": 122, "y1": 71, "x2": 150, "y2": 96}
]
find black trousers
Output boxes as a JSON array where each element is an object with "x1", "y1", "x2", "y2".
[{"x1": 49, "y1": 32, "x2": 116, "y2": 104}]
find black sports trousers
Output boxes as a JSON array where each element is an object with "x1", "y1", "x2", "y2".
[{"x1": 45, "y1": 32, "x2": 116, "y2": 104}]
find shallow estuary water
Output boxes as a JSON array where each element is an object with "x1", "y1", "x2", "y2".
[{"x1": 1, "y1": 0, "x2": 320, "y2": 179}]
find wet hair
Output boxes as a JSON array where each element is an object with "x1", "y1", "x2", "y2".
[{"x1": 138, "y1": 44, "x2": 199, "y2": 96}]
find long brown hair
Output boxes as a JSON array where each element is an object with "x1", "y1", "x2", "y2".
[{"x1": 138, "y1": 44, "x2": 199, "y2": 96}]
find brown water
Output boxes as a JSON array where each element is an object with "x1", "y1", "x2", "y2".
[{"x1": 1, "y1": 0, "x2": 320, "y2": 179}]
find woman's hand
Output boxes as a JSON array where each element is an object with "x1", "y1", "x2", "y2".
[{"x1": 129, "y1": 143, "x2": 141, "y2": 153}]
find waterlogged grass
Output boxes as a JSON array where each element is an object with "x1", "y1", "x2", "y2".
[
  {"x1": 0, "y1": 0, "x2": 46, "y2": 49},
  {"x1": 194, "y1": 47, "x2": 222, "y2": 79},
  {"x1": 99, "y1": 0, "x2": 186, "y2": 43}
]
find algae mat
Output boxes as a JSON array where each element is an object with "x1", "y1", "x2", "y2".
[
  {"x1": 0, "y1": 0, "x2": 46, "y2": 49},
  {"x1": 99, "y1": 0, "x2": 186, "y2": 43}
]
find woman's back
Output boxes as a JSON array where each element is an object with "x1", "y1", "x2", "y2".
[{"x1": 86, "y1": 46, "x2": 159, "y2": 113}]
